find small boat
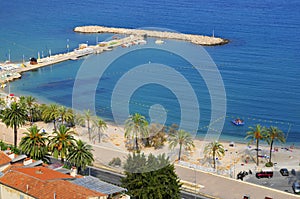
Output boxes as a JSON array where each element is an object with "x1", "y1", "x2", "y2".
[
  {"x1": 232, "y1": 118, "x2": 244, "y2": 126},
  {"x1": 155, "y1": 39, "x2": 164, "y2": 44}
]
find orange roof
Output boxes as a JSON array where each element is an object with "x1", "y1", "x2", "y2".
[
  {"x1": 0, "y1": 151, "x2": 11, "y2": 166},
  {"x1": 0, "y1": 169, "x2": 107, "y2": 199},
  {"x1": 13, "y1": 166, "x2": 73, "y2": 181}
]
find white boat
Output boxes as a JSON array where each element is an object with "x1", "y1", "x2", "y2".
[
  {"x1": 138, "y1": 40, "x2": 147, "y2": 45},
  {"x1": 155, "y1": 39, "x2": 164, "y2": 44}
]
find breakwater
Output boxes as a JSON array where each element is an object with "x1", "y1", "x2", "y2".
[{"x1": 74, "y1": 25, "x2": 229, "y2": 46}]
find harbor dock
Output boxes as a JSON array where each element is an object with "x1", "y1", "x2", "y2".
[
  {"x1": 0, "y1": 35, "x2": 145, "y2": 84},
  {"x1": 74, "y1": 25, "x2": 229, "y2": 46}
]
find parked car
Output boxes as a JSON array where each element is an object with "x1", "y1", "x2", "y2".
[
  {"x1": 292, "y1": 181, "x2": 300, "y2": 194},
  {"x1": 280, "y1": 168, "x2": 289, "y2": 176},
  {"x1": 255, "y1": 171, "x2": 273, "y2": 179}
]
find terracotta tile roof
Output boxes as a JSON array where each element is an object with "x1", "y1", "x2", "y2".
[
  {"x1": 13, "y1": 166, "x2": 73, "y2": 181},
  {"x1": 0, "y1": 169, "x2": 107, "y2": 199},
  {"x1": 0, "y1": 151, "x2": 11, "y2": 166}
]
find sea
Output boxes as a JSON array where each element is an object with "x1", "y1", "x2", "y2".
[{"x1": 0, "y1": 0, "x2": 299, "y2": 145}]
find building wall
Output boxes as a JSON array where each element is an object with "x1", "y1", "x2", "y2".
[{"x1": 0, "y1": 184, "x2": 35, "y2": 199}]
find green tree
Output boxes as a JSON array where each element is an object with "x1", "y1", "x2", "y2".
[
  {"x1": 57, "y1": 106, "x2": 74, "y2": 125},
  {"x1": 42, "y1": 104, "x2": 59, "y2": 131},
  {"x1": 77, "y1": 109, "x2": 95, "y2": 141},
  {"x1": 66, "y1": 139, "x2": 94, "y2": 172},
  {"x1": 19, "y1": 125, "x2": 49, "y2": 161},
  {"x1": 31, "y1": 103, "x2": 42, "y2": 122},
  {"x1": 49, "y1": 125, "x2": 75, "y2": 162},
  {"x1": 168, "y1": 129, "x2": 195, "y2": 161},
  {"x1": 25, "y1": 96, "x2": 37, "y2": 124},
  {"x1": 0, "y1": 98, "x2": 6, "y2": 110},
  {"x1": 93, "y1": 117, "x2": 107, "y2": 143},
  {"x1": 122, "y1": 153, "x2": 181, "y2": 199},
  {"x1": 125, "y1": 113, "x2": 149, "y2": 152},
  {"x1": 1, "y1": 102, "x2": 27, "y2": 147},
  {"x1": 168, "y1": 123, "x2": 179, "y2": 136},
  {"x1": 245, "y1": 124, "x2": 266, "y2": 166},
  {"x1": 265, "y1": 126, "x2": 285, "y2": 164},
  {"x1": 204, "y1": 141, "x2": 225, "y2": 169},
  {"x1": 147, "y1": 123, "x2": 167, "y2": 149}
]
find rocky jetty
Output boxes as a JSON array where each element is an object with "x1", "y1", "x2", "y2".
[{"x1": 74, "y1": 25, "x2": 229, "y2": 46}]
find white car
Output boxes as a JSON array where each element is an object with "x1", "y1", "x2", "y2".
[{"x1": 293, "y1": 181, "x2": 300, "y2": 194}]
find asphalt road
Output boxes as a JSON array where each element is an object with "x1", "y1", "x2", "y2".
[{"x1": 244, "y1": 170, "x2": 300, "y2": 194}]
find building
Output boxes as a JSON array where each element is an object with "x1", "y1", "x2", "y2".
[
  {"x1": 0, "y1": 166, "x2": 107, "y2": 199},
  {"x1": 0, "y1": 151, "x2": 12, "y2": 172},
  {"x1": 0, "y1": 151, "x2": 128, "y2": 199}
]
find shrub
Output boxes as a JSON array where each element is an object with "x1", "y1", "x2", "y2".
[
  {"x1": 109, "y1": 157, "x2": 122, "y2": 167},
  {"x1": 265, "y1": 162, "x2": 273, "y2": 167},
  {"x1": 0, "y1": 140, "x2": 20, "y2": 154}
]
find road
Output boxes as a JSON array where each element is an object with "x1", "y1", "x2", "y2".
[
  {"x1": 245, "y1": 170, "x2": 300, "y2": 194},
  {"x1": 86, "y1": 166, "x2": 212, "y2": 199}
]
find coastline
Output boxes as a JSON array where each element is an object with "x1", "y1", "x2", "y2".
[{"x1": 74, "y1": 25, "x2": 229, "y2": 46}]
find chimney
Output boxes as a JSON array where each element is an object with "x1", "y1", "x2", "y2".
[
  {"x1": 23, "y1": 158, "x2": 33, "y2": 165},
  {"x1": 36, "y1": 168, "x2": 43, "y2": 174},
  {"x1": 26, "y1": 184, "x2": 29, "y2": 193},
  {"x1": 8, "y1": 153, "x2": 15, "y2": 159},
  {"x1": 70, "y1": 167, "x2": 77, "y2": 177},
  {"x1": 54, "y1": 192, "x2": 56, "y2": 199}
]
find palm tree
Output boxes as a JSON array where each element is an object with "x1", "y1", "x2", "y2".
[
  {"x1": 77, "y1": 109, "x2": 95, "y2": 141},
  {"x1": 125, "y1": 113, "x2": 149, "y2": 152},
  {"x1": 0, "y1": 98, "x2": 6, "y2": 110},
  {"x1": 168, "y1": 129, "x2": 195, "y2": 161},
  {"x1": 18, "y1": 96, "x2": 27, "y2": 108},
  {"x1": 245, "y1": 124, "x2": 266, "y2": 166},
  {"x1": 265, "y1": 126, "x2": 285, "y2": 164},
  {"x1": 93, "y1": 117, "x2": 107, "y2": 143},
  {"x1": 19, "y1": 125, "x2": 49, "y2": 161},
  {"x1": 1, "y1": 102, "x2": 27, "y2": 147},
  {"x1": 57, "y1": 106, "x2": 74, "y2": 125},
  {"x1": 42, "y1": 104, "x2": 59, "y2": 131},
  {"x1": 49, "y1": 125, "x2": 75, "y2": 162},
  {"x1": 25, "y1": 96, "x2": 37, "y2": 124},
  {"x1": 204, "y1": 141, "x2": 225, "y2": 169},
  {"x1": 66, "y1": 139, "x2": 94, "y2": 172}
]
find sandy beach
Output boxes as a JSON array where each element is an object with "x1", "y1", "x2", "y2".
[
  {"x1": 2, "y1": 118, "x2": 298, "y2": 177},
  {"x1": 77, "y1": 122, "x2": 300, "y2": 176},
  {"x1": 1, "y1": 118, "x2": 300, "y2": 198}
]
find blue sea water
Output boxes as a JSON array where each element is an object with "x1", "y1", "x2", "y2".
[{"x1": 0, "y1": 0, "x2": 299, "y2": 144}]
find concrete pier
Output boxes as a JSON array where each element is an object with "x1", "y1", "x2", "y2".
[
  {"x1": 74, "y1": 25, "x2": 229, "y2": 46},
  {"x1": 0, "y1": 35, "x2": 145, "y2": 84}
]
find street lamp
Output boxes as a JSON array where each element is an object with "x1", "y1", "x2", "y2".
[
  {"x1": 194, "y1": 167, "x2": 197, "y2": 198},
  {"x1": 8, "y1": 49, "x2": 11, "y2": 62},
  {"x1": 67, "y1": 39, "x2": 70, "y2": 53},
  {"x1": 230, "y1": 151, "x2": 238, "y2": 179},
  {"x1": 190, "y1": 165, "x2": 197, "y2": 198}
]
